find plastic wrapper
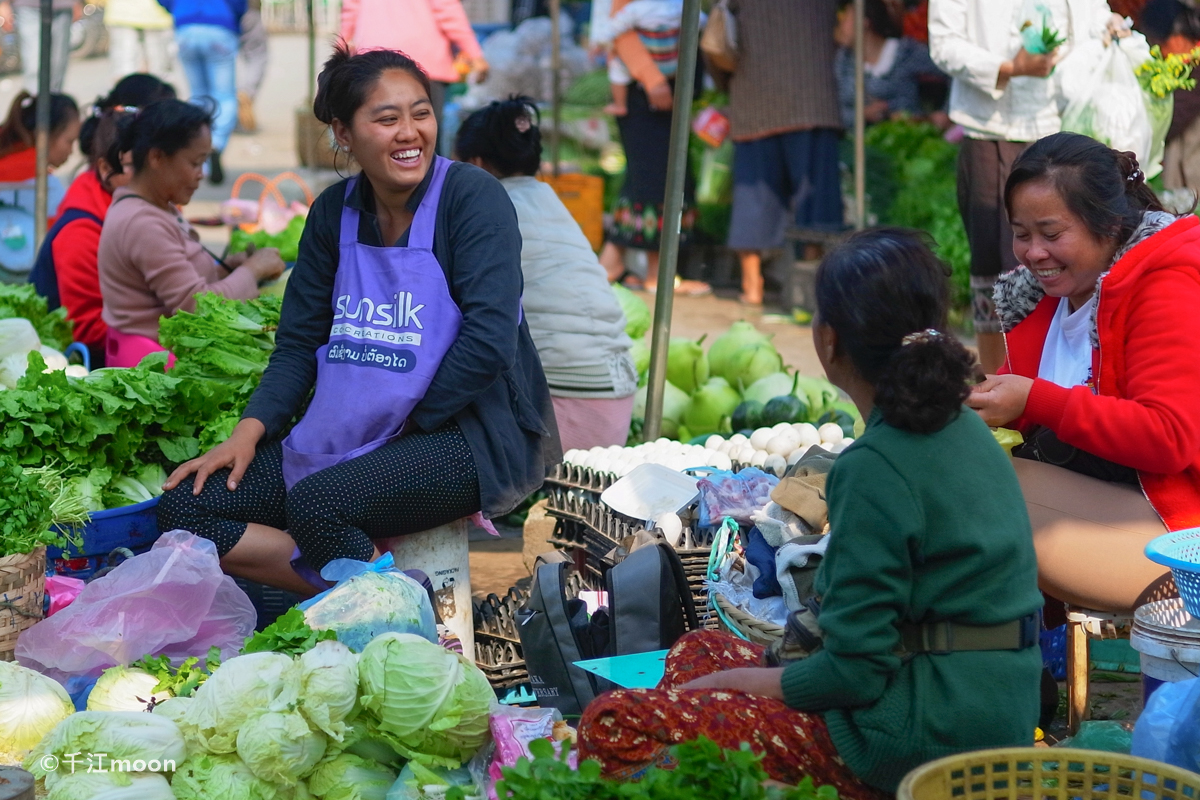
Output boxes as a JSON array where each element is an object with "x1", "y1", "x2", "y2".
[
  {"x1": 697, "y1": 467, "x2": 779, "y2": 527},
  {"x1": 44, "y1": 575, "x2": 84, "y2": 616},
  {"x1": 1060, "y1": 720, "x2": 1133, "y2": 753},
  {"x1": 16, "y1": 531, "x2": 257, "y2": 683},
  {"x1": 461, "y1": 15, "x2": 590, "y2": 109},
  {"x1": 485, "y1": 705, "x2": 573, "y2": 800},
  {"x1": 299, "y1": 553, "x2": 437, "y2": 652},
  {"x1": 1132, "y1": 677, "x2": 1200, "y2": 770}
]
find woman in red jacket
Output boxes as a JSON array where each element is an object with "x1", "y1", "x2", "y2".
[
  {"x1": 967, "y1": 132, "x2": 1196, "y2": 617},
  {"x1": 30, "y1": 75, "x2": 177, "y2": 367}
]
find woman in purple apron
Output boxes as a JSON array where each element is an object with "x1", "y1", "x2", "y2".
[{"x1": 160, "y1": 45, "x2": 560, "y2": 595}]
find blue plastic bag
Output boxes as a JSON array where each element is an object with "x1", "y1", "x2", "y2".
[
  {"x1": 298, "y1": 553, "x2": 437, "y2": 652},
  {"x1": 1131, "y1": 676, "x2": 1200, "y2": 771}
]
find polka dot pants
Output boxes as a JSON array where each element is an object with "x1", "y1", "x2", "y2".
[{"x1": 158, "y1": 422, "x2": 481, "y2": 570}]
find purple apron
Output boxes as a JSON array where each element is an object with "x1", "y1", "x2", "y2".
[{"x1": 282, "y1": 156, "x2": 462, "y2": 489}]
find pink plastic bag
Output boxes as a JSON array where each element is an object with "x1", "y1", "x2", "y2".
[
  {"x1": 16, "y1": 531, "x2": 257, "y2": 683},
  {"x1": 44, "y1": 576, "x2": 84, "y2": 616},
  {"x1": 486, "y1": 705, "x2": 574, "y2": 799}
]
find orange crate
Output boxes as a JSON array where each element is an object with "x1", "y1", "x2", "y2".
[{"x1": 540, "y1": 173, "x2": 605, "y2": 251}]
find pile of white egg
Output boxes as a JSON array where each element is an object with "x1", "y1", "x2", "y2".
[
  {"x1": 562, "y1": 439, "x2": 734, "y2": 478},
  {"x1": 561, "y1": 422, "x2": 853, "y2": 479},
  {"x1": 712, "y1": 422, "x2": 852, "y2": 477}
]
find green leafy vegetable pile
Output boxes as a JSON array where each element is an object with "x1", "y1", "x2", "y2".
[
  {"x1": 242, "y1": 608, "x2": 338, "y2": 657},
  {"x1": 228, "y1": 215, "x2": 306, "y2": 263},
  {"x1": 482, "y1": 737, "x2": 839, "y2": 800},
  {"x1": 0, "y1": 455, "x2": 60, "y2": 557},
  {"x1": 862, "y1": 121, "x2": 971, "y2": 310},
  {"x1": 159, "y1": 293, "x2": 282, "y2": 449},
  {"x1": 0, "y1": 284, "x2": 73, "y2": 350},
  {"x1": 0, "y1": 294, "x2": 284, "y2": 518}
]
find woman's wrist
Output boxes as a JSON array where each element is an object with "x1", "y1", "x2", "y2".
[{"x1": 234, "y1": 417, "x2": 267, "y2": 445}]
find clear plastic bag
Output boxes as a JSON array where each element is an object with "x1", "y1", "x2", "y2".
[
  {"x1": 697, "y1": 467, "x2": 779, "y2": 527},
  {"x1": 1062, "y1": 40, "x2": 1153, "y2": 162},
  {"x1": 298, "y1": 553, "x2": 437, "y2": 652},
  {"x1": 16, "y1": 531, "x2": 257, "y2": 683},
  {"x1": 1131, "y1": 676, "x2": 1200, "y2": 771}
]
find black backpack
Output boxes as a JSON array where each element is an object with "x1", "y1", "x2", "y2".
[{"x1": 517, "y1": 541, "x2": 699, "y2": 716}]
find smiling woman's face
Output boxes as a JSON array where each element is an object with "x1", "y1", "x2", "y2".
[
  {"x1": 1009, "y1": 178, "x2": 1119, "y2": 311},
  {"x1": 335, "y1": 69, "x2": 437, "y2": 199}
]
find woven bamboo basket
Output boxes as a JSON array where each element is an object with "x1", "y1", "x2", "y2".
[
  {"x1": 898, "y1": 747, "x2": 1200, "y2": 800},
  {"x1": 0, "y1": 547, "x2": 45, "y2": 661},
  {"x1": 712, "y1": 592, "x2": 784, "y2": 646}
]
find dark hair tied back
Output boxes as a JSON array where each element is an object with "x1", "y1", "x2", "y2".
[
  {"x1": 454, "y1": 95, "x2": 542, "y2": 177},
  {"x1": 313, "y1": 41, "x2": 432, "y2": 127},
  {"x1": 117, "y1": 99, "x2": 213, "y2": 173},
  {"x1": 1005, "y1": 132, "x2": 1167, "y2": 246},
  {"x1": 815, "y1": 228, "x2": 975, "y2": 434}
]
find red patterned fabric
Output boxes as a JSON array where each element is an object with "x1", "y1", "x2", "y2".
[{"x1": 578, "y1": 631, "x2": 891, "y2": 800}]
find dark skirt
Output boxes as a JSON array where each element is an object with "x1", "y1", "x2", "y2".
[{"x1": 606, "y1": 81, "x2": 695, "y2": 250}]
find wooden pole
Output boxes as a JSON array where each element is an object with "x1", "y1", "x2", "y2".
[
  {"x1": 642, "y1": 0, "x2": 700, "y2": 441},
  {"x1": 33, "y1": 0, "x2": 52, "y2": 250},
  {"x1": 853, "y1": 0, "x2": 866, "y2": 229},
  {"x1": 550, "y1": 0, "x2": 562, "y2": 176}
]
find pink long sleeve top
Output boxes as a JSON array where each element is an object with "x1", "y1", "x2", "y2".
[
  {"x1": 98, "y1": 188, "x2": 259, "y2": 341},
  {"x1": 340, "y1": 0, "x2": 483, "y2": 83}
]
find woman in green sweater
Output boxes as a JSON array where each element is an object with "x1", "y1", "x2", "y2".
[{"x1": 578, "y1": 229, "x2": 1043, "y2": 796}]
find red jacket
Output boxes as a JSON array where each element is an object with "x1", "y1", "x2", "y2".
[
  {"x1": 52, "y1": 169, "x2": 112, "y2": 349},
  {"x1": 1000, "y1": 215, "x2": 1200, "y2": 531}
]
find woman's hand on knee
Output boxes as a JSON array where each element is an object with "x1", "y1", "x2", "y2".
[
  {"x1": 164, "y1": 418, "x2": 266, "y2": 495},
  {"x1": 965, "y1": 374, "x2": 1033, "y2": 428}
]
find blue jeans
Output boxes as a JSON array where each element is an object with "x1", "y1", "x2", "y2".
[{"x1": 176, "y1": 24, "x2": 239, "y2": 153}]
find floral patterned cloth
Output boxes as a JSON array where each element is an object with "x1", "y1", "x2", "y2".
[
  {"x1": 578, "y1": 630, "x2": 891, "y2": 800},
  {"x1": 605, "y1": 197, "x2": 696, "y2": 250}
]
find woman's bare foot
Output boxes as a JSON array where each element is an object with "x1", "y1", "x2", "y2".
[{"x1": 644, "y1": 277, "x2": 712, "y2": 296}]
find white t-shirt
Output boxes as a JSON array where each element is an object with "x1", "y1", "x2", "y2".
[{"x1": 1038, "y1": 296, "x2": 1095, "y2": 388}]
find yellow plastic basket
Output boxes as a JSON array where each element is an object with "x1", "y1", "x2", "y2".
[{"x1": 898, "y1": 748, "x2": 1200, "y2": 800}]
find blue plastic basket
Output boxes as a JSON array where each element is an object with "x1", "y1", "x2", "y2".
[
  {"x1": 1145, "y1": 528, "x2": 1200, "y2": 618},
  {"x1": 45, "y1": 497, "x2": 162, "y2": 580}
]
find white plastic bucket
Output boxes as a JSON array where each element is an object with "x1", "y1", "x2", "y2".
[
  {"x1": 1130, "y1": 598, "x2": 1200, "y2": 702},
  {"x1": 388, "y1": 520, "x2": 474, "y2": 656}
]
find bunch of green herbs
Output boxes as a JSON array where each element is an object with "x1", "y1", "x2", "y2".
[
  {"x1": 134, "y1": 646, "x2": 222, "y2": 697},
  {"x1": 1137, "y1": 45, "x2": 1200, "y2": 99},
  {"x1": 471, "y1": 737, "x2": 839, "y2": 800}
]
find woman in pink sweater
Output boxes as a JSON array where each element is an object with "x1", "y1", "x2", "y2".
[
  {"x1": 340, "y1": 0, "x2": 488, "y2": 131},
  {"x1": 98, "y1": 100, "x2": 284, "y2": 367}
]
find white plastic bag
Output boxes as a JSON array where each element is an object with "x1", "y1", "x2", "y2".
[{"x1": 1062, "y1": 39, "x2": 1153, "y2": 162}]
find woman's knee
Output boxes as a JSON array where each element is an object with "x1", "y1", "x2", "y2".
[{"x1": 157, "y1": 478, "x2": 204, "y2": 533}]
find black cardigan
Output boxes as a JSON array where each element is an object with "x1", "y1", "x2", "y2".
[{"x1": 242, "y1": 161, "x2": 561, "y2": 517}]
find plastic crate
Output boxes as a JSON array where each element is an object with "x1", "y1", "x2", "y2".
[
  {"x1": 1145, "y1": 528, "x2": 1200, "y2": 617},
  {"x1": 44, "y1": 497, "x2": 162, "y2": 580}
]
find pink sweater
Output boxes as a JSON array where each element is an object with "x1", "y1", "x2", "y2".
[
  {"x1": 98, "y1": 188, "x2": 259, "y2": 340},
  {"x1": 340, "y1": 0, "x2": 483, "y2": 83}
]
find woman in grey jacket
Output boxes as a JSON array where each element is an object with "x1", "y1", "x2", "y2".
[{"x1": 456, "y1": 97, "x2": 637, "y2": 451}]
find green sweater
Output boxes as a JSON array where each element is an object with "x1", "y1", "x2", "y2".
[{"x1": 781, "y1": 408, "x2": 1042, "y2": 791}]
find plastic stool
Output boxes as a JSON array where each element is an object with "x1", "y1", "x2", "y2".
[
  {"x1": 379, "y1": 520, "x2": 474, "y2": 655},
  {"x1": 1066, "y1": 606, "x2": 1133, "y2": 734}
]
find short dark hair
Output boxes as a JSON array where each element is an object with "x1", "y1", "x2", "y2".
[
  {"x1": 454, "y1": 96, "x2": 542, "y2": 177},
  {"x1": 117, "y1": 99, "x2": 213, "y2": 173},
  {"x1": 313, "y1": 41, "x2": 432, "y2": 126},
  {"x1": 815, "y1": 228, "x2": 975, "y2": 434},
  {"x1": 1004, "y1": 132, "x2": 1166, "y2": 247},
  {"x1": 838, "y1": 0, "x2": 903, "y2": 38}
]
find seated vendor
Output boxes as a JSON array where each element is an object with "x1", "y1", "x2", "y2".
[
  {"x1": 578, "y1": 229, "x2": 1043, "y2": 796},
  {"x1": 0, "y1": 91, "x2": 80, "y2": 221},
  {"x1": 454, "y1": 97, "x2": 638, "y2": 452},
  {"x1": 30, "y1": 74, "x2": 178, "y2": 368},
  {"x1": 967, "y1": 132, "x2": 1195, "y2": 618},
  {"x1": 97, "y1": 99, "x2": 284, "y2": 368},
  {"x1": 158, "y1": 44, "x2": 560, "y2": 596}
]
